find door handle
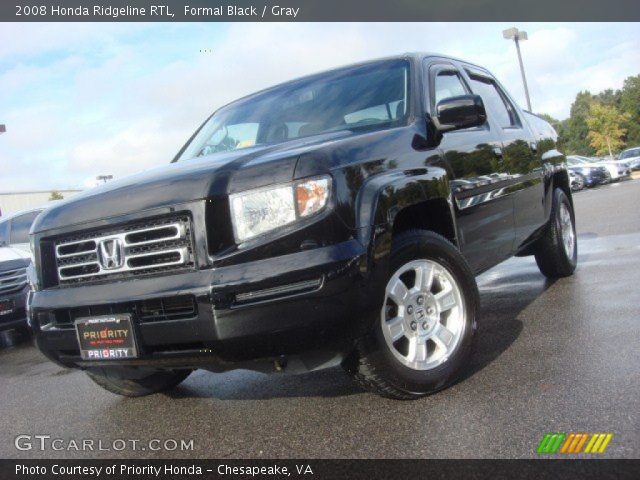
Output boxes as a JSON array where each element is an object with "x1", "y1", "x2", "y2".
[{"x1": 493, "y1": 146, "x2": 503, "y2": 157}]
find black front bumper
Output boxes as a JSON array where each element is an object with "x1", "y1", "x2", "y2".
[
  {"x1": 0, "y1": 285, "x2": 29, "y2": 332},
  {"x1": 32, "y1": 239, "x2": 374, "y2": 370}
]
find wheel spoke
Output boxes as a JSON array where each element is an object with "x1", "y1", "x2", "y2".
[
  {"x1": 414, "y1": 263, "x2": 435, "y2": 292},
  {"x1": 434, "y1": 288, "x2": 457, "y2": 312},
  {"x1": 387, "y1": 278, "x2": 409, "y2": 305},
  {"x1": 386, "y1": 316, "x2": 405, "y2": 341},
  {"x1": 407, "y1": 337, "x2": 428, "y2": 363},
  {"x1": 432, "y1": 323, "x2": 455, "y2": 351}
]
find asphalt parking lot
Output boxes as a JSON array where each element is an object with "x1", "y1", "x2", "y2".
[{"x1": 1, "y1": 179, "x2": 639, "y2": 459}]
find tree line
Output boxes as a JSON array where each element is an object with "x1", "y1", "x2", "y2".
[{"x1": 538, "y1": 74, "x2": 640, "y2": 159}]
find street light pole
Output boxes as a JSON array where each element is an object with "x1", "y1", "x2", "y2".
[{"x1": 503, "y1": 27, "x2": 532, "y2": 112}]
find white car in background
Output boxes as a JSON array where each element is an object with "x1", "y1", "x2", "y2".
[{"x1": 568, "y1": 155, "x2": 630, "y2": 182}]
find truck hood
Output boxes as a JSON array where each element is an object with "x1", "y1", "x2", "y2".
[{"x1": 32, "y1": 131, "x2": 350, "y2": 234}]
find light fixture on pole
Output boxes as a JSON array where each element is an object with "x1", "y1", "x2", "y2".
[{"x1": 503, "y1": 27, "x2": 532, "y2": 111}]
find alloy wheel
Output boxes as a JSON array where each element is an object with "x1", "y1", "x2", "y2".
[{"x1": 381, "y1": 259, "x2": 465, "y2": 370}]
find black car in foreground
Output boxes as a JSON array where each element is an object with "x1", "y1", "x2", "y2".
[{"x1": 30, "y1": 54, "x2": 577, "y2": 399}]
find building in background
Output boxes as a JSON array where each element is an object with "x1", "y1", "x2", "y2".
[{"x1": 0, "y1": 190, "x2": 81, "y2": 217}]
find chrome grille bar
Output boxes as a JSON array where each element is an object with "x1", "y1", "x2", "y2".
[{"x1": 0, "y1": 268, "x2": 28, "y2": 294}]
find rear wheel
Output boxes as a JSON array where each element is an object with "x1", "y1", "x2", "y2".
[
  {"x1": 344, "y1": 230, "x2": 479, "y2": 400},
  {"x1": 86, "y1": 368, "x2": 192, "y2": 397},
  {"x1": 534, "y1": 188, "x2": 577, "y2": 278}
]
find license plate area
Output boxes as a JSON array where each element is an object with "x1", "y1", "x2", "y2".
[
  {"x1": 0, "y1": 299, "x2": 15, "y2": 316},
  {"x1": 75, "y1": 314, "x2": 139, "y2": 360}
]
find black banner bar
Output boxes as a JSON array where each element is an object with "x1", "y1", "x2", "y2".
[
  {"x1": 2, "y1": 459, "x2": 640, "y2": 480},
  {"x1": 2, "y1": 0, "x2": 640, "y2": 22}
]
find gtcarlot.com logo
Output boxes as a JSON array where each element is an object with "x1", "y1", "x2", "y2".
[{"x1": 537, "y1": 432, "x2": 613, "y2": 454}]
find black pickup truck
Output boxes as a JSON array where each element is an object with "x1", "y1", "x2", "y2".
[{"x1": 30, "y1": 54, "x2": 576, "y2": 399}]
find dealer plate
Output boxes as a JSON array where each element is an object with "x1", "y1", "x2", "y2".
[{"x1": 74, "y1": 314, "x2": 138, "y2": 360}]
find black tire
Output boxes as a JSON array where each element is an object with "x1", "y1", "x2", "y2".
[
  {"x1": 343, "y1": 230, "x2": 479, "y2": 400},
  {"x1": 86, "y1": 368, "x2": 192, "y2": 397},
  {"x1": 572, "y1": 174, "x2": 585, "y2": 191},
  {"x1": 534, "y1": 188, "x2": 577, "y2": 278}
]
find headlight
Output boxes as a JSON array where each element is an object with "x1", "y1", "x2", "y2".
[{"x1": 230, "y1": 176, "x2": 331, "y2": 242}]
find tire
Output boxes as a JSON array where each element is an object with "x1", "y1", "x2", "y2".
[
  {"x1": 344, "y1": 230, "x2": 479, "y2": 400},
  {"x1": 86, "y1": 368, "x2": 192, "y2": 397},
  {"x1": 534, "y1": 188, "x2": 577, "y2": 278},
  {"x1": 572, "y1": 174, "x2": 584, "y2": 191}
]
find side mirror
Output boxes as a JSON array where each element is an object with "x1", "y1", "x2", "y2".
[{"x1": 434, "y1": 95, "x2": 487, "y2": 132}]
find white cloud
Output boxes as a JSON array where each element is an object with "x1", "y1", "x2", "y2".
[{"x1": 0, "y1": 22, "x2": 638, "y2": 191}]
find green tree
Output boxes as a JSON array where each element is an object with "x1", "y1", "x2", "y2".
[
  {"x1": 565, "y1": 91, "x2": 596, "y2": 156},
  {"x1": 620, "y1": 75, "x2": 640, "y2": 146},
  {"x1": 49, "y1": 190, "x2": 64, "y2": 201},
  {"x1": 586, "y1": 103, "x2": 630, "y2": 158}
]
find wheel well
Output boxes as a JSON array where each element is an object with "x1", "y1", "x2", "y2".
[
  {"x1": 553, "y1": 170, "x2": 573, "y2": 207},
  {"x1": 391, "y1": 198, "x2": 457, "y2": 246}
]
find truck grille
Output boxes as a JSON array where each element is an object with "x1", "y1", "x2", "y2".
[
  {"x1": 53, "y1": 215, "x2": 194, "y2": 285},
  {"x1": 0, "y1": 267, "x2": 28, "y2": 295}
]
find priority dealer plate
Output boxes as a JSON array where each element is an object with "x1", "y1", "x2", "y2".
[{"x1": 75, "y1": 314, "x2": 138, "y2": 360}]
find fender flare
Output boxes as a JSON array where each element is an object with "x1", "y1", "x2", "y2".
[{"x1": 355, "y1": 166, "x2": 455, "y2": 248}]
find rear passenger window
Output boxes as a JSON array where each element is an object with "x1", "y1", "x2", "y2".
[
  {"x1": 434, "y1": 71, "x2": 468, "y2": 105},
  {"x1": 468, "y1": 75, "x2": 518, "y2": 129}
]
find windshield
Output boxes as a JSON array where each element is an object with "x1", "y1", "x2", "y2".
[
  {"x1": 619, "y1": 148, "x2": 640, "y2": 159},
  {"x1": 178, "y1": 60, "x2": 410, "y2": 161}
]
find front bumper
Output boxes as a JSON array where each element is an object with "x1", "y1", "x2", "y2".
[
  {"x1": 0, "y1": 285, "x2": 29, "y2": 332},
  {"x1": 32, "y1": 239, "x2": 372, "y2": 370}
]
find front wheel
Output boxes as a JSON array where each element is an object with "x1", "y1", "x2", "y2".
[
  {"x1": 533, "y1": 188, "x2": 577, "y2": 278},
  {"x1": 344, "y1": 230, "x2": 479, "y2": 400},
  {"x1": 86, "y1": 368, "x2": 192, "y2": 397}
]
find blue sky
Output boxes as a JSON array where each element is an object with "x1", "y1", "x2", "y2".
[{"x1": 1, "y1": 22, "x2": 638, "y2": 191}]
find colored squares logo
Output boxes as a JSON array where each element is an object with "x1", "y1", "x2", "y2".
[{"x1": 537, "y1": 433, "x2": 613, "y2": 454}]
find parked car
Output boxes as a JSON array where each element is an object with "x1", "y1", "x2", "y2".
[
  {"x1": 0, "y1": 247, "x2": 31, "y2": 335},
  {"x1": 568, "y1": 155, "x2": 630, "y2": 182},
  {"x1": 29, "y1": 54, "x2": 577, "y2": 399},
  {"x1": 617, "y1": 147, "x2": 640, "y2": 170},
  {"x1": 0, "y1": 207, "x2": 45, "y2": 253},
  {"x1": 566, "y1": 157, "x2": 610, "y2": 187},
  {"x1": 568, "y1": 170, "x2": 584, "y2": 191},
  {"x1": 0, "y1": 207, "x2": 47, "y2": 336}
]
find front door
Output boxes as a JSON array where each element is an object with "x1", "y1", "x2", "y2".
[{"x1": 427, "y1": 61, "x2": 515, "y2": 273}]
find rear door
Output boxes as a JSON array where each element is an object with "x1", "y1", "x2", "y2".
[
  {"x1": 463, "y1": 69, "x2": 544, "y2": 247},
  {"x1": 425, "y1": 60, "x2": 515, "y2": 273}
]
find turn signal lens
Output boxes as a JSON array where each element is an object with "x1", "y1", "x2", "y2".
[{"x1": 296, "y1": 177, "x2": 330, "y2": 217}]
